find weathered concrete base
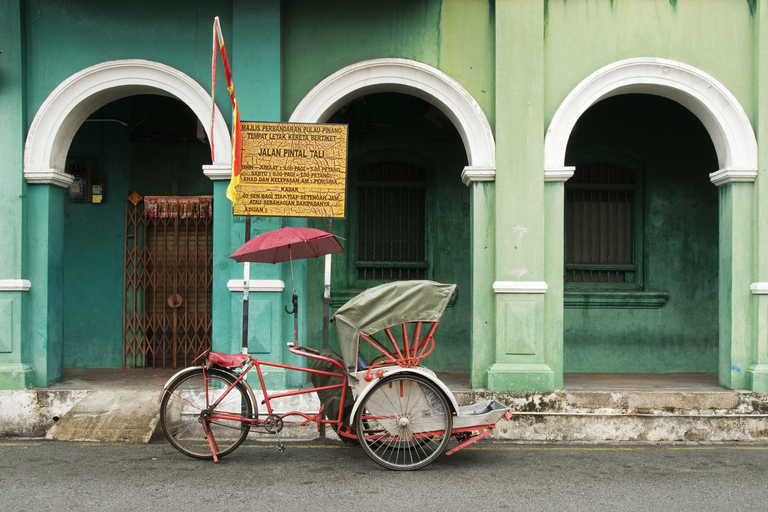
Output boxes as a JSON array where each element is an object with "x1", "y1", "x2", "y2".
[
  {"x1": 0, "y1": 389, "x2": 88, "y2": 437},
  {"x1": 45, "y1": 389, "x2": 160, "y2": 443},
  {"x1": 455, "y1": 389, "x2": 768, "y2": 442},
  {"x1": 3, "y1": 385, "x2": 768, "y2": 443}
]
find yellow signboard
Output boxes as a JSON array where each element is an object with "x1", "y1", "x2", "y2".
[{"x1": 235, "y1": 121, "x2": 348, "y2": 218}]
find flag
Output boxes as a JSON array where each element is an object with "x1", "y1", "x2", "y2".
[{"x1": 211, "y1": 16, "x2": 242, "y2": 204}]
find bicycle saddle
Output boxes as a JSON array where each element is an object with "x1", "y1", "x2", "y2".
[{"x1": 208, "y1": 351, "x2": 248, "y2": 367}]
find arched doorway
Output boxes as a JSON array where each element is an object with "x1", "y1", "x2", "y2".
[
  {"x1": 63, "y1": 94, "x2": 214, "y2": 369},
  {"x1": 289, "y1": 58, "x2": 495, "y2": 379},
  {"x1": 545, "y1": 58, "x2": 758, "y2": 389},
  {"x1": 23, "y1": 60, "x2": 230, "y2": 385},
  {"x1": 563, "y1": 94, "x2": 719, "y2": 373},
  {"x1": 307, "y1": 92, "x2": 471, "y2": 371}
]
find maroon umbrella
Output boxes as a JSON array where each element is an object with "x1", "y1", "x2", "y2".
[
  {"x1": 230, "y1": 226, "x2": 344, "y2": 263},
  {"x1": 230, "y1": 227, "x2": 345, "y2": 346}
]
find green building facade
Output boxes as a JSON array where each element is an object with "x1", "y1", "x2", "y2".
[{"x1": 2, "y1": 0, "x2": 768, "y2": 392}]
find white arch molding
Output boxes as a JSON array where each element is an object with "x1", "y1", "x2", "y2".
[
  {"x1": 544, "y1": 57, "x2": 758, "y2": 185},
  {"x1": 24, "y1": 59, "x2": 232, "y2": 187},
  {"x1": 289, "y1": 58, "x2": 496, "y2": 185}
]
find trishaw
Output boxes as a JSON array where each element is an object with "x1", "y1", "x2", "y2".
[{"x1": 159, "y1": 280, "x2": 512, "y2": 471}]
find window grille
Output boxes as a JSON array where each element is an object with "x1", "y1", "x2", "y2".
[
  {"x1": 356, "y1": 162, "x2": 427, "y2": 280},
  {"x1": 565, "y1": 162, "x2": 636, "y2": 284}
]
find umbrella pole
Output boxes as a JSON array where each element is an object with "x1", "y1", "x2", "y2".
[
  {"x1": 285, "y1": 246, "x2": 299, "y2": 345},
  {"x1": 241, "y1": 217, "x2": 251, "y2": 355},
  {"x1": 322, "y1": 218, "x2": 332, "y2": 351}
]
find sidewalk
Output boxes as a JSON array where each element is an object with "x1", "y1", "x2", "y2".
[{"x1": 2, "y1": 369, "x2": 768, "y2": 443}]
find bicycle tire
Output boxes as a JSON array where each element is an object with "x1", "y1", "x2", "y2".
[
  {"x1": 160, "y1": 368, "x2": 253, "y2": 460},
  {"x1": 356, "y1": 374, "x2": 452, "y2": 470}
]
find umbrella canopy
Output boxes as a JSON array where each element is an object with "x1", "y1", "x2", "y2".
[{"x1": 230, "y1": 226, "x2": 344, "y2": 263}]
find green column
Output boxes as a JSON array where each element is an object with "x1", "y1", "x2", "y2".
[
  {"x1": 469, "y1": 179, "x2": 496, "y2": 390},
  {"x1": 0, "y1": 0, "x2": 34, "y2": 388},
  {"x1": 488, "y1": 0, "x2": 555, "y2": 391},
  {"x1": 26, "y1": 185, "x2": 66, "y2": 387},
  {"x1": 747, "y1": 0, "x2": 768, "y2": 391},
  {"x1": 543, "y1": 179, "x2": 565, "y2": 390},
  {"x1": 719, "y1": 182, "x2": 754, "y2": 390}
]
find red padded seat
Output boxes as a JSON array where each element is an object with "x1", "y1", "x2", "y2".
[{"x1": 208, "y1": 351, "x2": 249, "y2": 367}]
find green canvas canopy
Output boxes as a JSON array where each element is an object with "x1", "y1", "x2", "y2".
[{"x1": 332, "y1": 280, "x2": 457, "y2": 369}]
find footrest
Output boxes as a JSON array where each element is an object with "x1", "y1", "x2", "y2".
[{"x1": 453, "y1": 400, "x2": 510, "y2": 430}]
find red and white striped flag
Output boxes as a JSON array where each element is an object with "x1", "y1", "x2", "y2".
[{"x1": 211, "y1": 16, "x2": 242, "y2": 204}]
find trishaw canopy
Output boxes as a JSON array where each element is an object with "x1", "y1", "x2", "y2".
[{"x1": 332, "y1": 280, "x2": 457, "y2": 369}]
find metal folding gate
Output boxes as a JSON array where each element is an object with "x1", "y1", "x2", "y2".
[{"x1": 123, "y1": 196, "x2": 213, "y2": 368}]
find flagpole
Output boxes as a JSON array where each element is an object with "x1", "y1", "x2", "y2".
[{"x1": 211, "y1": 16, "x2": 247, "y2": 354}]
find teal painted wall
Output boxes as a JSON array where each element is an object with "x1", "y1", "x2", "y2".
[
  {"x1": 281, "y1": 0, "x2": 495, "y2": 128},
  {"x1": 7, "y1": 0, "x2": 767, "y2": 390},
  {"x1": 24, "y1": 0, "x2": 233, "y2": 133},
  {"x1": 564, "y1": 95, "x2": 720, "y2": 373},
  {"x1": 0, "y1": 0, "x2": 34, "y2": 387}
]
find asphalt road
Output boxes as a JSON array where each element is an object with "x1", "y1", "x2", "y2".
[{"x1": 2, "y1": 438, "x2": 768, "y2": 511}]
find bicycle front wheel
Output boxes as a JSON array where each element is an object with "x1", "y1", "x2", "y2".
[
  {"x1": 356, "y1": 374, "x2": 452, "y2": 471},
  {"x1": 160, "y1": 368, "x2": 253, "y2": 460}
]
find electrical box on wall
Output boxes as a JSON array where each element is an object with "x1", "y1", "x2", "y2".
[
  {"x1": 68, "y1": 175, "x2": 88, "y2": 202},
  {"x1": 67, "y1": 160, "x2": 106, "y2": 203},
  {"x1": 68, "y1": 162, "x2": 90, "y2": 202},
  {"x1": 91, "y1": 175, "x2": 106, "y2": 203}
]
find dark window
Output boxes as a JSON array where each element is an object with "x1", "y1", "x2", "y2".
[
  {"x1": 565, "y1": 162, "x2": 637, "y2": 285},
  {"x1": 356, "y1": 161, "x2": 427, "y2": 280}
]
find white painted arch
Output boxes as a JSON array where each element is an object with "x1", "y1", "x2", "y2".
[
  {"x1": 544, "y1": 57, "x2": 758, "y2": 185},
  {"x1": 24, "y1": 59, "x2": 232, "y2": 187},
  {"x1": 289, "y1": 58, "x2": 496, "y2": 184}
]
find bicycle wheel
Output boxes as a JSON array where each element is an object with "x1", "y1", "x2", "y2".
[
  {"x1": 160, "y1": 368, "x2": 253, "y2": 460},
  {"x1": 356, "y1": 374, "x2": 452, "y2": 470}
]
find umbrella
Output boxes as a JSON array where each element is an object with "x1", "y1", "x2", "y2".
[
  {"x1": 230, "y1": 226, "x2": 344, "y2": 263},
  {"x1": 229, "y1": 226, "x2": 345, "y2": 346}
]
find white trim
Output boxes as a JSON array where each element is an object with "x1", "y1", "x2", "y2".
[
  {"x1": 0, "y1": 280, "x2": 31, "y2": 292},
  {"x1": 23, "y1": 170, "x2": 74, "y2": 187},
  {"x1": 461, "y1": 165, "x2": 496, "y2": 185},
  {"x1": 751, "y1": 283, "x2": 768, "y2": 295},
  {"x1": 544, "y1": 58, "x2": 758, "y2": 179},
  {"x1": 709, "y1": 168, "x2": 759, "y2": 187},
  {"x1": 227, "y1": 279, "x2": 285, "y2": 292},
  {"x1": 544, "y1": 166, "x2": 576, "y2": 182},
  {"x1": 203, "y1": 164, "x2": 232, "y2": 181},
  {"x1": 493, "y1": 281, "x2": 548, "y2": 294},
  {"x1": 289, "y1": 58, "x2": 495, "y2": 172},
  {"x1": 25, "y1": 59, "x2": 231, "y2": 187}
]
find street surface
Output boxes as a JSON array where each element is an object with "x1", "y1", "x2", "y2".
[{"x1": 2, "y1": 438, "x2": 768, "y2": 511}]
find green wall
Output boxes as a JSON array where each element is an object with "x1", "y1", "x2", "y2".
[
  {"x1": 281, "y1": 0, "x2": 495, "y2": 128},
  {"x1": 544, "y1": 0, "x2": 755, "y2": 126},
  {"x1": 8, "y1": 0, "x2": 767, "y2": 390},
  {"x1": 563, "y1": 94, "x2": 719, "y2": 373}
]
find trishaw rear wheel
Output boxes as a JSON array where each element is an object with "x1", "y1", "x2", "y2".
[
  {"x1": 356, "y1": 374, "x2": 452, "y2": 470},
  {"x1": 160, "y1": 368, "x2": 253, "y2": 460}
]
